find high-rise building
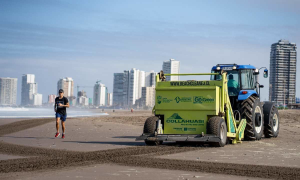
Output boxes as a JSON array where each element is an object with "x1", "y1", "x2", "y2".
[
  {"x1": 141, "y1": 86, "x2": 156, "y2": 108},
  {"x1": 128, "y1": 68, "x2": 145, "y2": 106},
  {"x1": 113, "y1": 71, "x2": 129, "y2": 107},
  {"x1": 48, "y1": 94, "x2": 56, "y2": 104},
  {"x1": 145, "y1": 71, "x2": 157, "y2": 87},
  {"x1": 21, "y1": 74, "x2": 38, "y2": 106},
  {"x1": 107, "y1": 92, "x2": 113, "y2": 106},
  {"x1": 93, "y1": 83, "x2": 107, "y2": 106},
  {"x1": 0, "y1": 77, "x2": 17, "y2": 106},
  {"x1": 57, "y1": 77, "x2": 74, "y2": 97},
  {"x1": 113, "y1": 69, "x2": 156, "y2": 108},
  {"x1": 162, "y1": 59, "x2": 180, "y2": 81},
  {"x1": 33, "y1": 93, "x2": 43, "y2": 106},
  {"x1": 269, "y1": 40, "x2": 297, "y2": 105}
]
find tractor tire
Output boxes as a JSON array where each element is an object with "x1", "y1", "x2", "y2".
[
  {"x1": 240, "y1": 96, "x2": 264, "y2": 140},
  {"x1": 207, "y1": 116, "x2": 227, "y2": 147},
  {"x1": 143, "y1": 116, "x2": 162, "y2": 146},
  {"x1": 263, "y1": 102, "x2": 279, "y2": 138}
]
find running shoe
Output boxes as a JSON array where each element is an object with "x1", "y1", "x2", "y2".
[
  {"x1": 62, "y1": 134, "x2": 65, "y2": 139},
  {"x1": 55, "y1": 132, "x2": 60, "y2": 138}
]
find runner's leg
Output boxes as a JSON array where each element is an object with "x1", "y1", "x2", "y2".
[
  {"x1": 61, "y1": 120, "x2": 65, "y2": 134},
  {"x1": 56, "y1": 117, "x2": 60, "y2": 133}
]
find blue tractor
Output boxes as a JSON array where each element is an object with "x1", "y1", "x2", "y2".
[{"x1": 211, "y1": 64, "x2": 279, "y2": 141}]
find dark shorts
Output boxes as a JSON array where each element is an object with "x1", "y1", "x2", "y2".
[{"x1": 56, "y1": 113, "x2": 67, "y2": 122}]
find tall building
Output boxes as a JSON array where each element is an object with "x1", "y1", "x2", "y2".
[
  {"x1": 107, "y1": 93, "x2": 113, "y2": 106},
  {"x1": 21, "y1": 74, "x2": 37, "y2": 106},
  {"x1": 162, "y1": 59, "x2": 180, "y2": 81},
  {"x1": 113, "y1": 71, "x2": 129, "y2": 107},
  {"x1": 0, "y1": 78, "x2": 17, "y2": 106},
  {"x1": 145, "y1": 71, "x2": 157, "y2": 87},
  {"x1": 141, "y1": 86, "x2": 156, "y2": 108},
  {"x1": 48, "y1": 94, "x2": 56, "y2": 104},
  {"x1": 57, "y1": 77, "x2": 74, "y2": 97},
  {"x1": 128, "y1": 68, "x2": 145, "y2": 106},
  {"x1": 33, "y1": 93, "x2": 43, "y2": 106},
  {"x1": 93, "y1": 83, "x2": 107, "y2": 106},
  {"x1": 269, "y1": 39, "x2": 297, "y2": 105}
]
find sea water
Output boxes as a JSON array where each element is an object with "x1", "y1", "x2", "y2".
[{"x1": 0, "y1": 107, "x2": 108, "y2": 118}]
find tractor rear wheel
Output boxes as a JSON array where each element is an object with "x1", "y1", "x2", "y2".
[
  {"x1": 263, "y1": 102, "x2": 279, "y2": 138},
  {"x1": 143, "y1": 116, "x2": 163, "y2": 146},
  {"x1": 241, "y1": 96, "x2": 264, "y2": 140},
  {"x1": 207, "y1": 116, "x2": 227, "y2": 147}
]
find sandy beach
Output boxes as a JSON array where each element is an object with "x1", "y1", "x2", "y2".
[{"x1": 0, "y1": 109, "x2": 300, "y2": 180}]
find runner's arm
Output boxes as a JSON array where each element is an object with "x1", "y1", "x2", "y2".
[{"x1": 54, "y1": 101, "x2": 57, "y2": 112}]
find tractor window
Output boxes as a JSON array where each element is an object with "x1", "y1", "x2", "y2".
[
  {"x1": 241, "y1": 70, "x2": 256, "y2": 90},
  {"x1": 210, "y1": 71, "x2": 221, "y2": 80},
  {"x1": 227, "y1": 71, "x2": 239, "y2": 96}
]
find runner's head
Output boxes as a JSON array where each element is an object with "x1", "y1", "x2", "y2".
[{"x1": 59, "y1": 89, "x2": 64, "y2": 97}]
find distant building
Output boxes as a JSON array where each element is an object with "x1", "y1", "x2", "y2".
[
  {"x1": 57, "y1": 77, "x2": 74, "y2": 97},
  {"x1": 93, "y1": 83, "x2": 107, "y2": 106},
  {"x1": 78, "y1": 96, "x2": 89, "y2": 106},
  {"x1": 113, "y1": 71, "x2": 129, "y2": 107},
  {"x1": 48, "y1": 94, "x2": 56, "y2": 104},
  {"x1": 269, "y1": 40, "x2": 297, "y2": 105},
  {"x1": 0, "y1": 77, "x2": 17, "y2": 106},
  {"x1": 296, "y1": 97, "x2": 300, "y2": 104},
  {"x1": 113, "y1": 69, "x2": 158, "y2": 108},
  {"x1": 77, "y1": 90, "x2": 86, "y2": 97},
  {"x1": 145, "y1": 71, "x2": 156, "y2": 87},
  {"x1": 141, "y1": 86, "x2": 156, "y2": 109},
  {"x1": 128, "y1": 68, "x2": 145, "y2": 106},
  {"x1": 162, "y1": 59, "x2": 180, "y2": 81},
  {"x1": 89, "y1": 98, "x2": 93, "y2": 105},
  {"x1": 33, "y1": 93, "x2": 43, "y2": 106},
  {"x1": 107, "y1": 92, "x2": 113, "y2": 106},
  {"x1": 21, "y1": 74, "x2": 38, "y2": 106}
]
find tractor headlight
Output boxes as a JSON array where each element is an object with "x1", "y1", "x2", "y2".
[
  {"x1": 232, "y1": 66, "x2": 236, "y2": 70},
  {"x1": 216, "y1": 66, "x2": 221, "y2": 70}
]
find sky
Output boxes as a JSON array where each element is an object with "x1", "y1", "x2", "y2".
[{"x1": 0, "y1": 0, "x2": 299, "y2": 104}]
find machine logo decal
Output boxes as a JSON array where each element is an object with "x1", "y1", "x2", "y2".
[
  {"x1": 174, "y1": 96, "x2": 192, "y2": 103},
  {"x1": 193, "y1": 96, "x2": 214, "y2": 104},
  {"x1": 166, "y1": 113, "x2": 204, "y2": 125},
  {"x1": 157, "y1": 96, "x2": 173, "y2": 104},
  {"x1": 157, "y1": 96, "x2": 162, "y2": 104}
]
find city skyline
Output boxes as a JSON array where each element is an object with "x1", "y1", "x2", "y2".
[{"x1": 1, "y1": 1, "x2": 300, "y2": 103}]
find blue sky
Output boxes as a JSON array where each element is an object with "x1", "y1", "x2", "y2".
[{"x1": 0, "y1": 0, "x2": 299, "y2": 104}]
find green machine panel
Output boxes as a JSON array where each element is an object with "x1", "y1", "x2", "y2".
[{"x1": 155, "y1": 85, "x2": 220, "y2": 134}]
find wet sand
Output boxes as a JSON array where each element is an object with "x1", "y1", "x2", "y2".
[{"x1": 0, "y1": 110, "x2": 299, "y2": 180}]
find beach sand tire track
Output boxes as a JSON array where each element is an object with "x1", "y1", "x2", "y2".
[{"x1": 0, "y1": 116, "x2": 300, "y2": 179}]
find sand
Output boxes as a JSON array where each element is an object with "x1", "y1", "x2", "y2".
[{"x1": 0, "y1": 109, "x2": 299, "y2": 180}]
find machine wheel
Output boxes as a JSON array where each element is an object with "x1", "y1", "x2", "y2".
[
  {"x1": 241, "y1": 96, "x2": 264, "y2": 140},
  {"x1": 143, "y1": 116, "x2": 163, "y2": 146},
  {"x1": 207, "y1": 116, "x2": 227, "y2": 147},
  {"x1": 263, "y1": 102, "x2": 279, "y2": 138}
]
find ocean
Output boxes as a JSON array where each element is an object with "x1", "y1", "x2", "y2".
[{"x1": 0, "y1": 107, "x2": 108, "y2": 118}]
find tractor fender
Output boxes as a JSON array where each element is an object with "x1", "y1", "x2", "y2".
[{"x1": 238, "y1": 90, "x2": 258, "y2": 101}]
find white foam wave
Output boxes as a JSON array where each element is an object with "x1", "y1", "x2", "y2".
[{"x1": 0, "y1": 107, "x2": 29, "y2": 111}]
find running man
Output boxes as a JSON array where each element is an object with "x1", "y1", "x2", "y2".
[{"x1": 54, "y1": 89, "x2": 69, "y2": 138}]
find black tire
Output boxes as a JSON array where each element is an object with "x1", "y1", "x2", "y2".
[
  {"x1": 207, "y1": 116, "x2": 227, "y2": 147},
  {"x1": 263, "y1": 102, "x2": 279, "y2": 138},
  {"x1": 240, "y1": 96, "x2": 264, "y2": 140},
  {"x1": 143, "y1": 116, "x2": 163, "y2": 146}
]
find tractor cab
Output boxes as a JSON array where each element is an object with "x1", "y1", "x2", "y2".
[{"x1": 211, "y1": 64, "x2": 268, "y2": 110}]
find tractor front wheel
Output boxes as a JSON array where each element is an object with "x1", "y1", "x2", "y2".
[
  {"x1": 241, "y1": 96, "x2": 264, "y2": 140},
  {"x1": 207, "y1": 116, "x2": 227, "y2": 147}
]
